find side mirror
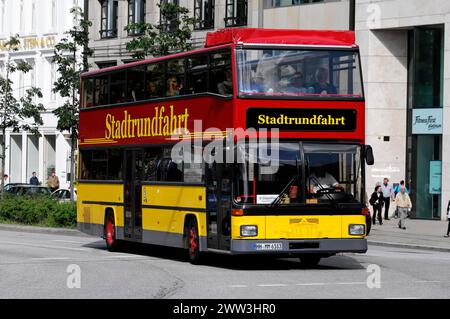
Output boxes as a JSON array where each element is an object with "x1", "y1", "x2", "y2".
[{"x1": 365, "y1": 145, "x2": 374, "y2": 165}]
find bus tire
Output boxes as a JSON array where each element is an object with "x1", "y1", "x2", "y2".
[
  {"x1": 299, "y1": 255, "x2": 321, "y2": 268},
  {"x1": 105, "y1": 212, "x2": 119, "y2": 252},
  {"x1": 185, "y1": 217, "x2": 202, "y2": 264}
]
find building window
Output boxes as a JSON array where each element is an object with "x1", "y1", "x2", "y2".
[
  {"x1": 96, "y1": 61, "x2": 117, "y2": 69},
  {"x1": 160, "y1": 0, "x2": 179, "y2": 32},
  {"x1": 128, "y1": 0, "x2": 146, "y2": 35},
  {"x1": 100, "y1": 0, "x2": 118, "y2": 39},
  {"x1": 194, "y1": 0, "x2": 214, "y2": 30},
  {"x1": 31, "y1": 0, "x2": 36, "y2": 32},
  {"x1": 0, "y1": 0, "x2": 6, "y2": 35},
  {"x1": 270, "y1": 0, "x2": 324, "y2": 8},
  {"x1": 225, "y1": 0, "x2": 247, "y2": 27}
]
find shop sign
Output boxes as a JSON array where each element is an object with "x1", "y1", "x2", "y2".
[
  {"x1": 412, "y1": 108, "x2": 442, "y2": 134},
  {"x1": 429, "y1": 161, "x2": 441, "y2": 194}
]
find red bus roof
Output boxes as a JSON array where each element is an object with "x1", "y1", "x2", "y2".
[{"x1": 205, "y1": 28, "x2": 356, "y2": 48}]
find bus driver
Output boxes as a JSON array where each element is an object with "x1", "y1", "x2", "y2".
[{"x1": 307, "y1": 166, "x2": 342, "y2": 193}]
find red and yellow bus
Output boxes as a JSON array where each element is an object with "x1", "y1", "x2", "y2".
[{"x1": 77, "y1": 28, "x2": 374, "y2": 265}]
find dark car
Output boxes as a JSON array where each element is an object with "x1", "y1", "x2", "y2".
[
  {"x1": 5, "y1": 184, "x2": 51, "y2": 196},
  {"x1": 3, "y1": 183, "x2": 26, "y2": 193}
]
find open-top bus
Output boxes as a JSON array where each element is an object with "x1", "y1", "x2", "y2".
[{"x1": 77, "y1": 28, "x2": 373, "y2": 265}]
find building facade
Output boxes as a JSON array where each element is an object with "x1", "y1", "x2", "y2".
[
  {"x1": 356, "y1": 0, "x2": 449, "y2": 220},
  {"x1": 0, "y1": 0, "x2": 83, "y2": 188}
]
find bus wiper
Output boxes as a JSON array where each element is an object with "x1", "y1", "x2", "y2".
[
  {"x1": 268, "y1": 174, "x2": 299, "y2": 209},
  {"x1": 309, "y1": 175, "x2": 342, "y2": 213}
]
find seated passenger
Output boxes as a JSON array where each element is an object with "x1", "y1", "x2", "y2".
[
  {"x1": 250, "y1": 73, "x2": 268, "y2": 93},
  {"x1": 217, "y1": 69, "x2": 233, "y2": 95},
  {"x1": 286, "y1": 71, "x2": 314, "y2": 94},
  {"x1": 307, "y1": 167, "x2": 342, "y2": 193},
  {"x1": 148, "y1": 81, "x2": 159, "y2": 98},
  {"x1": 311, "y1": 67, "x2": 337, "y2": 95},
  {"x1": 166, "y1": 76, "x2": 180, "y2": 97}
]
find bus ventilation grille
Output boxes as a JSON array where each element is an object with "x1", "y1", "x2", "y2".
[{"x1": 289, "y1": 242, "x2": 320, "y2": 250}]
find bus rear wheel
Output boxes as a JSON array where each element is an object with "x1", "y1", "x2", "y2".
[
  {"x1": 105, "y1": 213, "x2": 118, "y2": 252},
  {"x1": 186, "y1": 218, "x2": 202, "y2": 264},
  {"x1": 299, "y1": 255, "x2": 321, "y2": 268}
]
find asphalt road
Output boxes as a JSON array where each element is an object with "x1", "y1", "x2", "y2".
[{"x1": 0, "y1": 229, "x2": 449, "y2": 299}]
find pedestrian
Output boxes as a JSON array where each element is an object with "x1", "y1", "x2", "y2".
[
  {"x1": 393, "y1": 180, "x2": 409, "y2": 218},
  {"x1": 370, "y1": 185, "x2": 384, "y2": 226},
  {"x1": 0, "y1": 174, "x2": 8, "y2": 193},
  {"x1": 29, "y1": 172, "x2": 39, "y2": 185},
  {"x1": 445, "y1": 200, "x2": 450, "y2": 238},
  {"x1": 395, "y1": 185, "x2": 412, "y2": 230},
  {"x1": 47, "y1": 171, "x2": 60, "y2": 192},
  {"x1": 381, "y1": 177, "x2": 394, "y2": 221}
]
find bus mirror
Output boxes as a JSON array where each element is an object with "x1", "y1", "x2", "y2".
[{"x1": 365, "y1": 145, "x2": 374, "y2": 165}]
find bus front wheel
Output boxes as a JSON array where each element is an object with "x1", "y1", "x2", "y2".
[
  {"x1": 299, "y1": 255, "x2": 321, "y2": 268},
  {"x1": 185, "y1": 218, "x2": 202, "y2": 264},
  {"x1": 105, "y1": 213, "x2": 119, "y2": 252}
]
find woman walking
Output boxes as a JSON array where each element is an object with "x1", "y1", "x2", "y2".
[
  {"x1": 445, "y1": 201, "x2": 450, "y2": 238},
  {"x1": 370, "y1": 185, "x2": 384, "y2": 225}
]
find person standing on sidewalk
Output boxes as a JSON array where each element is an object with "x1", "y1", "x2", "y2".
[
  {"x1": 395, "y1": 186, "x2": 412, "y2": 230},
  {"x1": 381, "y1": 178, "x2": 394, "y2": 221},
  {"x1": 47, "y1": 171, "x2": 60, "y2": 193},
  {"x1": 445, "y1": 200, "x2": 450, "y2": 238},
  {"x1": 370, "y1": 185, "x2": 384, "y2": 225}
]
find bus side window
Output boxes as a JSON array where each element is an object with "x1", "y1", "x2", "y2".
[
  {"x1": 94, "y1": 74, "x2": 109, "y2": 106},
  {"x1": 146, "y1": 62, "x2": 165, "y2": 99},
  {"x1": 110, "y1": 71, "x2": 127, "y2": 104},
  {"x1": 187, "y1": 55, "x2": 208, "y2": 94},
  {"x1": 83, "y1": 78, "x2": 94, "y2": 107},
  {"x1": 166, "y1": 58, "x2": 185, "y2": 97},
  {"x1": 143, "y1": 147, "x2": 162, "y2": 181},
  {"x1": 127, "y1": 65, "x2": 145, "y2": 102},
  {"x1": 209, "y1": 51, "x2": 232, "y2": 95}
]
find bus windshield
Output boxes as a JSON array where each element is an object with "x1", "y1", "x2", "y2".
[
  {"x1": 237, "y1": 48, "x2": 363, "y2": 99},
  {"x1": 235, "y1": 142, "x2": 363, "y2": 206}
]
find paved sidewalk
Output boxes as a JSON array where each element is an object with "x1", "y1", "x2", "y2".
[
  {"x1": 368, "y1": 218, "x2": 450, "y2": 252},
  {"x1": 0, "y1": 223, "x2": 88, "y2": 237}
]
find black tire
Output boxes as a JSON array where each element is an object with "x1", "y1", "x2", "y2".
[
  {"x1": 299, "y1": 255, "x2": 321, "y2": 268},
  {"x1": 366, "y1": 214, "x2": 372, "y2": 236},
  {"x1": 105, "y1": 213, "x2": 119, "y2": 252},
  {"x1": 185, "y1": 218, "x2": 202, "y2": 264}
]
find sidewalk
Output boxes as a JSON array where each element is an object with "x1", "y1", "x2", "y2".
[
  {"x1": 368, "y1": 218, "x2": 450, "y2": 252},
  {"x1": 0, "y1": 223, "x2": 88, "y2": 237}
]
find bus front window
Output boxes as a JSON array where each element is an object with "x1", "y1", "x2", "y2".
[{"x1": 237, "y1": 48, "x2": 363, "y2": 99}]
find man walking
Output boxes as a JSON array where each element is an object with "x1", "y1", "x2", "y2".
[
  {"x1": 381, "y1": 178, "x2": 394, "y2": 221},
  {"x1": 395, "y1": 186, "x2": 412, "y2": 230},
  {"x1": 29, "y1": 172, "x2": 39, "y2": 185},
  {"x1": 47, "y1": 171, "x2": 60, "y2": 192}
]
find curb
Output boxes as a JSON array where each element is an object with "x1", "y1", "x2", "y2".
[
  {"x1": 0, "y1": 223, "x2": 90, "y2": 237},
  {"x1": 368, "y1": 240, "x2": 450, "y2": 253}
]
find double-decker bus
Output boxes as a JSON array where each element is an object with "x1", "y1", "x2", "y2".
[{"x1": 77, "y1": 28, "x2": 374, "y2": 265}]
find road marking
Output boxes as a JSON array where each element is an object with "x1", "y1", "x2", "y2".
[
  {"x1": 52, "y1": 240, "x2": 87, "y2": 244},
  {"x1": 415, "y1": 280, "x2": 441, "y2": 283},
  {"x1": 0, "y1": 241, "x2": 92, "y2": 252},
  {"x1": 257, "y1": 284, "x2": 289, "y2": 287},
  {"x1": 30, "y1": 257, "x2": 70, "y2": 261},
  {"x1": 295, "y1": 283, "x2": 327, "y2": 286},
  {"x1": 229, "y1": 285, "x2": 248, "y2": 288},
  {"x1": 335, "y1": 282, "x2": 366, "y2": 285}
]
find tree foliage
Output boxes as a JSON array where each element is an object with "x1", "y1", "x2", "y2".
[
  {"x1": 52, "y1": 6, "x2": 92, "y2": 135},
  {"x1": 125, "y1": 2, "x2": 196, "y2": 59}
]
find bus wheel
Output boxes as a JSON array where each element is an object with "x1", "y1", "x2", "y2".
[
  {"x1": 186, "y1": 218, "x2": 202, "y2": 264},
  {"x1": 299, "y1": 255, "x2": 321, "y2": 268},
  {"x1": 105, "y1": 213, "x2": 118, "y2": 252}
]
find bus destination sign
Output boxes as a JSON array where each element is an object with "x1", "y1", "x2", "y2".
[{"x1": 247, "y1": 108, "x2": 357, "y2": 131}]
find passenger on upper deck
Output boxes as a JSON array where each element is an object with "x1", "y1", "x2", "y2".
[
  {"x1": 166, "y1": 76, "x2": 180, "y2": 97},
  {"x1": 217, "y1": 69, "x2": 233, "y2": 95},
  {"x1": 312, "y1": 67, "x2": 337, "y2": 95}
]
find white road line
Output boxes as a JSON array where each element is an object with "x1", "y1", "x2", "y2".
[
  {"x1": 414, "y1": 280, "x2": 441, "y2": 283},
  {"x1": 52, "y1": 240, "x2": 87, "y2": 244},
  {"x1": 0, "y1": 241, "x2": 91, "y2": 252},
  {"x1": 257, "y1": 284, "x2": 289, "y2": 287},
  {"x1": 229, "y1": 285, "x2": 248, "y2": 288},
  {"x1": 295, "y1": 283, "x2": 327, "y2": 286},
  {"x1": 30, "y1": 257, "x2": 70, "y2": 261}
]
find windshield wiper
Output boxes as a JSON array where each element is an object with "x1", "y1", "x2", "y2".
[
  {"x1": 309, "y1": 175, "x2": 342, "y2": 213},
  {"x1": 268, "y1": 174, "x2": 299, "y2": 209}
]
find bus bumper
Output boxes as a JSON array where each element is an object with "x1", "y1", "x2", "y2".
[{"x1": 230, "y1": 238, "x2": 367, "y2": 255}]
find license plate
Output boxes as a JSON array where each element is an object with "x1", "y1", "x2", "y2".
[{"x1": 254, "y1": 242, "x2": 283, "y2": 251}]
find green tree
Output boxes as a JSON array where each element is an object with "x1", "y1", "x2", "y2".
[
  {"x1": 0, "y1": 36, "x2": 45, "y2": 194},
  {"x1": 52, "y1": 6, "x2": 92, "y2": 201},
  {"x1": 125, "y1": 2, "x2": 196, "y2": 59}
]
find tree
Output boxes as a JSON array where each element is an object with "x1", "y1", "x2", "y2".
[
  {"x1": 125, "y1": 2, "x2": 196, "y2": 59},
  {"x1": 52, "y1": 7, "x2": 92, "y2": 201},
  {"x1": 0, "y1": 36, "x2": 45, "y2": 194}
]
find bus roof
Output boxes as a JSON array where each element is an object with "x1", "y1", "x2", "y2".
[{"x1": 205, "y1": 28, "x2": 356, "y2": 48}]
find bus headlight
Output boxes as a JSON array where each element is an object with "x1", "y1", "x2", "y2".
[
  {"x1": 240, "y1": 225, "x2": 258, "y2": 237},
  {"x1": 349, "y1": 224, "x2": 365, "y2": 235}
]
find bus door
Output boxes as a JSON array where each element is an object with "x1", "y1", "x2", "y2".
[
  {"x1": 124, "y1": 150, "x2": 143, "y2": 240},
  {"x1": 206, "y1": 163, "x2": 232, "y2": 250}
]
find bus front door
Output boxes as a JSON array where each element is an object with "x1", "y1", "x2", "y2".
[
  {"x1": 206, "y1": 163, "x2": 232, "y2": 250},
  {"x1": 124, "y1": 150, "x2": 143, "y2": 241}
]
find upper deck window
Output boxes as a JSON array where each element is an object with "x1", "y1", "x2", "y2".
[{"x1": 237, "y1": 48, "x2": 363, "y2": 99}]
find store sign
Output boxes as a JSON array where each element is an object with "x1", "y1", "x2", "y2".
[
  {"x1": 0, "y1": 36, "x2": 56, "y2": 51},
  {"x1": 412, "y1": 108, "x2": 442, "y2": 134},
  {"x1": 429, "y1": 161, "x2": 441, "y2": 194}
]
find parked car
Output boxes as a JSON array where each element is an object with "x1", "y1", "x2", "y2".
[
  {"x1": 52, "y1": 188, "x2": 77, "y2": 202},
  {"x1": 5, "y1": 184, "x2": 51, "y2": 196},
  {"x1": 2, "y1": 183, "x2": 26, "y2": 193}
]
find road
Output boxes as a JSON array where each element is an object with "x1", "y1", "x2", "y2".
[{"x1": 0, "y1": 229, "x2": 449, "y2": 299}]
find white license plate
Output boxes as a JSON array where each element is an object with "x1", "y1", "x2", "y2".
[{"x1": 254, "y1": 243, "x2": 283, "y2": 251}]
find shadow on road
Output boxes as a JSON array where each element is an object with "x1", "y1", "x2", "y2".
[{"x1": 82, "y1": 240, "x2": 365, "y2": 271}]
